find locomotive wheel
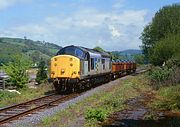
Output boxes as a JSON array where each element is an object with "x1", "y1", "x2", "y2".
[
  {"x1": 78, "y1": 81, "x2": 86, "y2": 93},
  {"x1": 86, "y1": 80, "x2": 91, "y2": 89},
  {"x1": 53, "y1": 80, "x2": 68, "y2": 94},
  {"x1": 67, "y1": 83, "x2": 75, "y2": 93},
  {"x1": 53, "y1": 81, "x2": 62, "y2": 94}
]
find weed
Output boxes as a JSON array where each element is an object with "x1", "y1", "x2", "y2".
[
  {"x1": 144, "y1": 111, "x2": 158, "y2": 120},
  {"x1": 85, "y1": 108, "x2": 108, "y2": 122},
  {"x1": 84, "y1": 119, "x2": 100, "y2": 127},
  {"x1": 0, "y1": 90, "x2": 19, "y2": 99}
]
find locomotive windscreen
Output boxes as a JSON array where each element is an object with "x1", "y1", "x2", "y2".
[{"x1": 57, "y1": 46, "x2": 86, "y2": 59}]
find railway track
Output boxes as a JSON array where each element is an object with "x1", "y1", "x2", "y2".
[
  {"x1": 0, "y1": 93, "x2": 78, "y2": 125},
  {"x1": 0, "y1": 69, "x2": 147, "y2": 126}
]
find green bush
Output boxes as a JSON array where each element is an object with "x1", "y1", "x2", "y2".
[
  {"x1": 85, "y1": 108, "x2": 108, "y2": 122},
  {"x1": 166, "y1": 55, "x2": 180, "y2": 68},
  {"x1": 148, "y1": 54, "x2": 180, "y2": 89},
  {"x1": 3, "y1": 54, "x2": 31, "y2": 89},
  {"x1": 148, "y1": 66, "x2": 172, "y2": 88},
  {"x1": 36, "y1": 60, "x2": 48, "y2": 84}
]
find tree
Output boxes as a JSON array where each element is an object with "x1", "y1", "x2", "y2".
[
  {"x1": 110, "y1": 51, "x2": 126, "y2": 61},
  {"x1": 150, "y1": 34, "x2": 180, "y2": 65},
  {"x1": 140, "y1": 4, "x2": 180, "y2": 60},
  {"x1": 30, "y1": 51, "x2": 40, "y2": 64},
  {"x1": 35, "y1": 60, "x2": 48, "y2": 84},
  {"x1": 3, "y1": 54, "x2": 31, "y2": 89},
  {"x1": 93, "y1": 46, "x2": 105, "y2": 52},
  {"x1": 133, "y1": 54, "x2": 145, "y2": 64}
]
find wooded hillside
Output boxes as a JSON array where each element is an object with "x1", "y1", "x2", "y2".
[{"x1": 0, "y1": 37, "x2": 62, "y2": 65}]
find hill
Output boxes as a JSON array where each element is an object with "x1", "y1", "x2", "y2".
[
  {"x1": 111, "y1": 49, "x2": 142, "y2": 60},
  {"x1": 120, "y1": 49, "x2": 142, "y2": 55},
  {"x1": 0, "y1": 37, "x2": 62, "y2": 65}
]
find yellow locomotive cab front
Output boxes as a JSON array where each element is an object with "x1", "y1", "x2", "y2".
[{"x1": 50, "y1": 55, "x2": 80, "y2": 79}]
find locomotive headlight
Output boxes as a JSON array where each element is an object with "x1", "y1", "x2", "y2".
[
  {"x1": 69, "y1": 58, "x2": 73, "y2": 61},
  {"x1": 61, "y1": 69, "x2": 65, "y2": 74}
]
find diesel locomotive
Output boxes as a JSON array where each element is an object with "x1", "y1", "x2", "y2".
[{"x1": 50, "y1": 45, "x2": 136, "y2": 93}]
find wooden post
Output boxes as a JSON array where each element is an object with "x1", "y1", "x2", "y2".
[{"x1": 2, "y1": 78, "x2": 5, "y2": 90}]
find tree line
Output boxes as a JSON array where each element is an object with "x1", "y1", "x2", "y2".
[
  {"x1": 140, "y1": 4, "x2": 180, "y2": 65},
  {"x1": 141, "y1": 3, "x2": 180, "y2": 87}
]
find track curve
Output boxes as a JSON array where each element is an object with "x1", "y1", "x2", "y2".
[{"x1": 0, "y1": 93, "x2": 78, "y2": 125}]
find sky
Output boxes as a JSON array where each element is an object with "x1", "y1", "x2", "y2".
[{"x1": 0, "y1": 0, "x2": 179, "y2": 51}]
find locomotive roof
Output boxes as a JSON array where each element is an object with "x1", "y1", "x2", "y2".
[
  {"x1": 77, "y1": 46, "x2": 111, "y2": 58},
  {"x1": 57, "y1": 45, "x2": 111, "y2": 59},
  {"x1": 63, "y1": 45, "x2": 111, "y2": 58}
]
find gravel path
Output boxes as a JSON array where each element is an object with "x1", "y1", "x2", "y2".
[{"x1": 3, "y1": 76, "x2": 129, "y2": 127}]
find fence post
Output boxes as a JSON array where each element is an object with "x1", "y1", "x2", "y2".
[{"x1": 3, "y1": 78, "x2": 5, "y2": 90}]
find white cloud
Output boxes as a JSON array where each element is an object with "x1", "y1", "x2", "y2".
[
  {"x1": 108, "y1": 25, "x2": 122, "y2": 38},
  {"x1": 11, "y1": 24, "x2": 49, "y2": 34},
  {"x1": 0, "y1": 1, "x2": 148, "y2": 51}
]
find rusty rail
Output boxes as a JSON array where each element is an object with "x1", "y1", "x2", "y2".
[
  {"x1": 0, "y1": 68, "x2": 147, "y2": 125},
  {"x1": 0, "y1": 93, "x2": 78, "y2": 125}
]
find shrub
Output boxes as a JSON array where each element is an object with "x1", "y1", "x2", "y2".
[
  {"x1": 36, "y1": 60, "x2": 48, "y2": 84},
  {"x1": 148, "y1": 66, "x2": 172, "y2": 88},
  {"x1": 166, "y1": 55, "x2": 180, "y2": 68},
  {"x1": 148, "y1": 54, "x2": 180, "y2": 89},
  {"x1": 3, "y1": 54, "x2": 31, "y2": 89},
  {"x1": 85, "y1": 108, "x2": 108, "y2": 122}
]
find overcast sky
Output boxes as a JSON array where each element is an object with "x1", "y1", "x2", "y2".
[{"x1": 0, "y1": 0, "x2": 179, "y2": 51}]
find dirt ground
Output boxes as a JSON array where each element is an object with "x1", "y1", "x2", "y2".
[{"x1": 102, "y1": 88, "x2": 180, "y2": 127}]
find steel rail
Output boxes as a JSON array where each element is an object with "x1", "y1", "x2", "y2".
[
  {"x1": 0, "y1": 93, "x2": 78, "y2": 125},
  {"x1": 0, "y1": 94, "x2": 55, "y2": 112},
  {"x1": 0, "y1": 69, "x2": 147, "y2": 125}
]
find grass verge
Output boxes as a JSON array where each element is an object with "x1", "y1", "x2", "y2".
[
  {"x1": 151, "y1": 84, "x2": 180, "y2": 111},
  {"x1": 37, "y1": 74, "x2": 151, "y2": 127},
  {"x1": 0, "y1": 83, "x2": 54, "y2": 108}
]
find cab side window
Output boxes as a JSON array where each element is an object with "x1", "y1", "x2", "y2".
[
  {"x1": 109, "y1": 60, "x2": 111, "y2": 69},
  {"x1": 102, "y1": 59, "x2": 105, "y2": 69},
  {"x1": 75, "y1": 49, "x2": 84, "y2": 59},
  {"x1": 91, "y1": 58, "x2": 94, "y2": 70}
]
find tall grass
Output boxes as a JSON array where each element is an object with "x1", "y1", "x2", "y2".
[{"x1": 152, "y1": 85, "x2": 180, "y2": 111}]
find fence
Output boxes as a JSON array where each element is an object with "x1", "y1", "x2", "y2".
[
  {"x1": 0, "y1": 78, "x2": 6, "y2": 90},
  {"x1": 0, "y1": 72, "x2": 9, "y2": 90}
]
